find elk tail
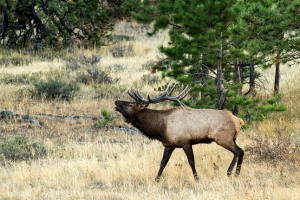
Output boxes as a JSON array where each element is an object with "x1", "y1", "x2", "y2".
[
  {"x1": 239, "y1": 118, "x2": 244, "y2": 126},
  {"x1": 234, "y1": 118, "x2": 244, "y2": 139}
]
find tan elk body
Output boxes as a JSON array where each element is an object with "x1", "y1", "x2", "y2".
[{"x1": 115, "y1": 82, "x2": 244, "y2": 181}]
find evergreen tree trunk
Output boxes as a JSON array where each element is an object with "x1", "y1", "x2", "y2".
[
  {"x1": 235, "y1": 61, "x2": 242, "y2": 95},
  {"x1": 200, "y1": 64, "x2": 209, "y2": 98},
  {"x1": 249, "y1": 63, "x2": 255, "y2": 94},
  {"x1": 245, "y1": 60, "x2": 255, "y2": 96},
  {"x1": 274, "y1": 52, "x2": 281, "y2": 95},
  {"x1": 217, "y1": 55, "x2": 223, "y2": 110},
  {"x1": 216, "y1": 33, "x2": 224, "y2": 110},
  {"x1": 233, "y1": 61, "x2": 242, "y2": 115}
]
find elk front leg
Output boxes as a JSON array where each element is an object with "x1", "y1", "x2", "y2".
[
  {"x1": 155, "y1": 147, "x2": 175, "y2": 182},
  {"x1": 183, "y1": 144, "x2": 199, "y2": 181}
]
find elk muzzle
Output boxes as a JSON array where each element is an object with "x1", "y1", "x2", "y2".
[{"x1": 115, "y1": 100, "x2": 125, "y2": 112}]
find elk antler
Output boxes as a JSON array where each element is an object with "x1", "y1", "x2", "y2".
[{"x1": 128, "y1": 80, "x2": 191, "y2": 107}]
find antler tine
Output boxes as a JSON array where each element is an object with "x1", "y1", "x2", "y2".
[
  {"x1": 136, "y1": 90, "x2": 150, "y2": 104},
  {"x1": 128, "y1": 87, "x2": 139, "y2": 102},
  {"x1": 165, "y1": 80, "x2": 173, "y2": 91},
  {"x1": 163, "y1": 85, "x2": 191, "y2": 102},
  {"x1": 177, "y1": 85, "x2": 192, "y2": 101},
  {"x1": 128, "y1": 87, "x2": 147, "y2": 104},
  {"x1": 167, "y1": 82, "x2": 178, "y2": 96}
]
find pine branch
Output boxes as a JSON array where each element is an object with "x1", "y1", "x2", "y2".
[
  {"x1": 192, "y1": 72, "x2": 216, "y2": 79},
  {"x1": 200, "y1": 63, "x2": 217, "y2": 76},
  {"x1": 168, "y1": 22, "x2": 183, "y2": 29}
]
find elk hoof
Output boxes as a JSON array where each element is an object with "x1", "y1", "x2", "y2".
[
  {"x1": 194, "y1": 174, "x2": 199, "y2": 181},
  {"x1": 227, "y1": 171, "x2": 233, "y2": 177},
  {"x1": 155, "y1": 177, "x2": 160, "y2": 182}
]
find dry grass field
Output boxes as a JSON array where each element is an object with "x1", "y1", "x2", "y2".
[{"x1": 0, "y1": 21, "x2": 299, "y2": 200}]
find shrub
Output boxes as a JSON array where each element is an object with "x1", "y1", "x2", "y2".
[
  {"x1": 0, "y1": 135, "x2": 47, "y2": 161},
  {"x1": 105, "y1": 64, "x2": 128, "y2": 72},
  {"x1": 110, "y1": 44, "x2": 134, "y2": 57},
  {"x1": 65, "y1": 55, "x2": 101, "y2": 71},
  {"x1": 108, "y1": 34, "x2": 134, "y2": 43},
  {"x1": 0, "y1": 56, "x2": 33, "y2": 67},
  {"x1": 0, "y1": 73, "x2": 40, "y2": 85},
  {"x1": 76, "y1": 68, "x2": 115, "y2": 85},
  {"x1": 245, "y1": 127, "x2": 300, "y2": 167},
  {"x1": 32, "y1": 78, "x2": 79, "y2": 100},
  {"x1": 93, "y1": 84, "x2": 127, "y2": 99},
  {"x1": 65, "y1": 60, "x2": 82, "y2": 71},
  {"x1": 141, "y1": 74, "x2": 160, "y2": 85}
]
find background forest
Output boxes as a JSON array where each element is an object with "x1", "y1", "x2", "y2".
[{"x1": 0, "y1": 0, "x2": 299, "y2": 199}]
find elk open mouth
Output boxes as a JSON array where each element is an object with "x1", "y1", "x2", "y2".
[
  {"x1": 115, "y1": 106, "x2": 121, "y2": 112},
  {"x1": 115, "y1": 101, "x2": 119, "y2": 112}
]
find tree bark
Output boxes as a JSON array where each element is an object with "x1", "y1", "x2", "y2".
[
  {"x1": 200, "y1": 64, "x2": 209, "y2": 98},
  {"x1": 274, "y1": 53, "x2": 281, "y2": 95},
  {"x1": 235, "y1": 61, "x2": 242, "y2": 95},
  {"x1": 244, "y1": 60, "x2": 255, "y2": 96},
  {"x1": 249, "y1": 63, "x2": 255, "y2": 94},
  {"x1": 233, "y1": 61, "x2": 242, "y2": 115},
  {"x1": 0, "y1": 10, "x2": 8, "y2": 42},
  {"x1": 216, "y1": 32, "x2": 224, "y2": 110}
]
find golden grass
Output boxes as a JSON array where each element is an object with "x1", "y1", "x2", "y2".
[
  {"x1": 0, "y1": 59, "x2": 65, "y2": 75},
  {"x1": 0, "y1": 21, "x2": 299, "y2": 199}
]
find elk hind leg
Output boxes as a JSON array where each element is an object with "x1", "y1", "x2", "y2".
[
  {"x1": 227, "y1": 144, "x2": 243, "y2": 177},
  {"x1": 214, "y1": 136, "x2": 243, "y2": 177},
  {"x1": 234, "y1": 139, "x2": 244, "y2": 176},
  {"x1": 155, "y1": 147, "x2": 174, "y2": 182}
]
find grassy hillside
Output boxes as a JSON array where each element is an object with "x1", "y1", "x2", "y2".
[{"x1": 0, "y1": 21, "x2": 299, "y2": 200}]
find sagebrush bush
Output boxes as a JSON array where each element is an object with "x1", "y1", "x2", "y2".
[
  {"x1": 245, "y1": 127, "x2": 300, "y2": 167},
  {"x1": 105, "y1": 64, "x2": 128, "y2": 72},
  {"x1": 76, "y1": 68, "x2": 115, "y2": 85},
  {"x1": 141, "y1": 74, "x2": 160, "y2": 85},
  {"x1": 32, "y1": 78, "x2": 79, "y2": 100},
  {"x1": 93, "y1": 84, "x2": 127, "y2": 99},
  {"x1": 0, "y1": 73, "x2": 40, "y2": 85},
  {"x1": 109, "y1": 44, "x2": 134, "y2": 57},
  {"x1": 0, "y1": 55, "x2": 33, "y2": 67},
  {"x1": 0, "y1": 135, "x2": 47, "y2": 161},
  {"x1": 64, "y1": 55, "x2": 101, "y2": 71}
]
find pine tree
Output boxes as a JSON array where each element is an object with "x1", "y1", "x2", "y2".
[
  {"x1": 126, "y1": 0, "x2": 238, "y2": 110},
  {"x1": 124, "y1": 0, "x2": 288, "y2": 122},
  {"x1": 229, "y1": 0, "x2": 300, "y2": 95}
]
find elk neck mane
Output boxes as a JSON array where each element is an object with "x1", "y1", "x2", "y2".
[{"x1": 125, "y1": 108, "x2": 173, "y2": 141}]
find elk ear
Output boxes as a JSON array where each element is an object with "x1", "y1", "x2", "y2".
[{"x1": 136, "y1": 103, "x2": 149, "y2": 111}]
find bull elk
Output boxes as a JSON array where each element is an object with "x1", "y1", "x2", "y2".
[{"x1": 115, "y1": 81, "x2": 244, "y2": 181}]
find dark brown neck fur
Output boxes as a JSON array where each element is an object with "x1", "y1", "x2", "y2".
[{"x1": 123, "y1": 109, "x2": 170, "y2": 141}]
